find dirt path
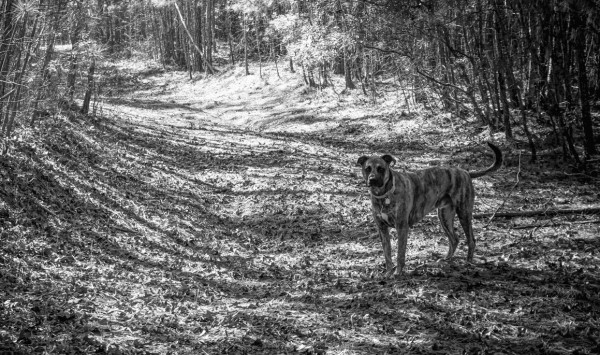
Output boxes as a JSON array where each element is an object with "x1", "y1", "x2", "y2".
[{"x1": 1, "y1": 62, "x2": 599, "y2": 354}]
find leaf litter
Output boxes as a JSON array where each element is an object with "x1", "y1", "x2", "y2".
[{"x1": 0, "y1": 61, "x2": 599, "y2": 354}]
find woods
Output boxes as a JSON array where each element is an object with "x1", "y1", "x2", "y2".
[
  {"x1": 0, "y1": 0, "x2": 600, "y2": 354},
  {"x1": 0, "y1": 0, "x2": 598, "y2": 159}
]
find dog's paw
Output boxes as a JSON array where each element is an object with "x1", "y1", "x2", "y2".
[
  {"x1": 383, "y1": 267, "x2": 396, "y2": 279},
  {"x1": 465, "y1": 258, "x2": 478, "y2": 267},
  {"x1": 392, "y1": 265, "x2": 405, "y2": 279},
  {"x1": 443, "y1": 255, "x2": 456, "y2": 262}
]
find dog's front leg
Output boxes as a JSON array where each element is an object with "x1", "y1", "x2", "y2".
[
  {"x1": 377, "y1": 224, "x2": 394, "y2": 277},
  {"x1": 395, "y1": 220, "x2": 409, "y2": 278}
]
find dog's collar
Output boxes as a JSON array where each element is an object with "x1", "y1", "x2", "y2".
[{"x1": 369, "y1": 173, "x2": 395, "y2": 205}]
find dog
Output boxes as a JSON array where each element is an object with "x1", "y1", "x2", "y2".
[{"x1": 356, "y1": 142, "x2": 502, "y2": 278}]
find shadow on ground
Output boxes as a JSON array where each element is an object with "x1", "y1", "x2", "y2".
[{"x1": 0, "y1": 111, "x2": 598, "y2": 354}]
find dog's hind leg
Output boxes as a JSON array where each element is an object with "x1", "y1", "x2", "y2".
[
  {"x1": 438, "y1": 204, "x2": 459, "y2": 260},
  {"x1": 457, "y1": 206, "x2": 475, "y2": 262}
]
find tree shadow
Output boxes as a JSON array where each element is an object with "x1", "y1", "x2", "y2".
[
  {"x1": 103, "y1": 97, "x2": 208, "y2": 113},
  {"x1": 2, "y1": 110, "x2": 596, "y2": 353}
]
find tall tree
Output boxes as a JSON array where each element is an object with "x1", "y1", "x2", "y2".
[
  {"x1": 0, "y1": 0, "x2": 18, "y2": 129},
  {"x1": 572, "y1": 1, "x2": 597, "y2": 156}
]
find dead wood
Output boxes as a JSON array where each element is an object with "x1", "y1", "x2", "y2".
[
  {"x1": 510, "y1": 219, "x2": 600, "y2": 229},
  {"x1": 474, "y1": 207, "x2": 600, "y2": 219}
]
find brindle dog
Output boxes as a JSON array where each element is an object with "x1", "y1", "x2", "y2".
[{"x1": 356, "y1": 142, "x2": 502, "y2": 278}]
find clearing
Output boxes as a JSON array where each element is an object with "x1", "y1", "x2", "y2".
[{"x1": 1, "y1": 60, "x2": 599, "y2": 354}]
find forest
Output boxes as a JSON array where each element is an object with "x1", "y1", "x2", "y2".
[{"x1": 0, "y1": 0, "x2": 599, "y2": 353}]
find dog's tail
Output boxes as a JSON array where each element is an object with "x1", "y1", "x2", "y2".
[{"x1": 469, "y1": 142, "x2": 503, "y2": 179}]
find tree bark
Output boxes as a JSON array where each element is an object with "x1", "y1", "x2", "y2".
[
  {"x1": 343, "y1": 48, "x2": 355, "y2": 90},
  {"x1": 226, "y1": 2, "x2": 234, "y2": 65},
  {"x1": 243, "y1": 13, "x2": 249, "y2": 75},
  {"x1": 256, "y1": 13, "x2": 262, "y2": 78},
  {"x1": 572, "y1": 6, "x2": 597, "y2": 156},
  {"x1": 4, "y1": 14, "x2": 38, "y2": 138},
  {"x1": 0, "y1": 0, "x2": 17, "y2": 126},
  {"x1": 194, "y1": 0, "x2": 204, "y2": 71},
  {"x1": 204, "y1": 0, "x2": 214, "y2": 74},
  {"x1": 66, "y1": 1, "x2": 84, "y2": 102},
  {"x1": 493, "y1": 0, "x2": 512, "y2": 139},
  {"x1": 80, "y1": 58, "x2": 96, "y2": 115}
]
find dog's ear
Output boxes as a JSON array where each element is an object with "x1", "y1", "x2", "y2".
[
  {"x1": 381, "y1": 154, "x2": 396, "y2": 167},
  {"x1": 356, "y1": 156, "x2": 368, "y2": 167}
]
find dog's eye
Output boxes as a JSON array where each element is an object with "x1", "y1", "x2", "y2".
[
  {"x1": 377, "y1": 167, "x2": 385, "y2": 173},
  {"x1": 365, "y1": 167, "x2": 372, "y2": 173}
]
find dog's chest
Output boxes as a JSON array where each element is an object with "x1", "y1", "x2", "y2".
[{"x1": 373, "y1": 198, "x2": 396, "y2": 226}]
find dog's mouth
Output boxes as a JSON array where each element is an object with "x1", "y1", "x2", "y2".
[{"x1": 367, "y1": 178, "x2": 384, "y2": 188}]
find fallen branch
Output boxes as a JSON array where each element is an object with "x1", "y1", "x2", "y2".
[
  {"x1": 510, "y1": 219, "x2": 600, "y2": 229},
  {"x1": 474, "y1": 207, "x2": 600, "y2": 219}
]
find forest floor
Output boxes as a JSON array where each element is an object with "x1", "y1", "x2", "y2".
[{"x1": 1, "y1": 59, "x2": 600, "y2": 354}]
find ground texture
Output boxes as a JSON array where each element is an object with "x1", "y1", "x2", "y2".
[{"x1": 1, "y1": 61, "x2": 599, "y2": 354}]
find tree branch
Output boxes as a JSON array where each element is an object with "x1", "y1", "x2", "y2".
[
  {"x1": 362, "y1": 45, "x2": 411, "y2": 59},
  {"x1": 415, "y1": 67, "x2": 469, "y2": 95}
]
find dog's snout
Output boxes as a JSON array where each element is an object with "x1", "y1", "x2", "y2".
[{"x1": 368, "y1": 175, "x2": 378, "y2": 186}]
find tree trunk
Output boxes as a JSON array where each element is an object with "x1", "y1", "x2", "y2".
[
  {"x1": 3, "y1": 14, "x2": 38, "y2": 138},
  {"x1": 194, "y1": 0, "x2": 203, "y2": 71},
  {"x1": 335, "y1": 0, "x2": 355, "y2": 90},
  {"x1": 0, "y1": 0, "x2": 17, "y2": 126},
  {"x1": 204, "y1": 0, "x2": 214, "y2": 74},
  {"x1": 226, "y1": 3, "x2": 234, "y2": 65},
  {"x1": 243, "y1": 13, "x2": 249, "y2": 75},
  {"x1": 493, "y1": 0, "x2": 512, "y2": 139},
  {"x1": 174, "y1": 1, "x2": 211, "y2": 73},
  {"x1": 343, "y1": 47, "x2": 355, "y2": 90},
  {"x1": 517, "y1": 86, "x2": 536, "y2": 162},
  {"x1": 31, "y1": 35, "x2": 55, "y2": 126},
  {"x1": 66, "y1": 2, "x2": 84, "y2": 102},
  {"x1": 572, "y1": 6, "x2": 597, "y2": 156},
  {"x1": 80, "y1": 58, "x2": 96, "y2": 115},
  {"x1": 256, "y1": 13, "x2": 262, "y2": 78}
]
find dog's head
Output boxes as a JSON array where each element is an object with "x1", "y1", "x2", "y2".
[{"x1": 356, "y1": 154, "x2": 396, "y2": 188}]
